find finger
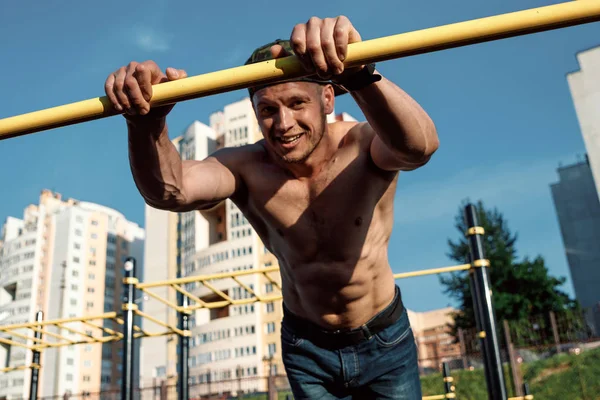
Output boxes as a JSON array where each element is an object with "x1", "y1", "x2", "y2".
[
  {"x1": 104, "y1": 74, "x2": 122, "y2": 112},
  {"x1": 305, "y1": 17, "x2": 329, "y2": 77},
  {"x1": 290, "y1": 24, "x2": 312, "y2": 71},
  {"x1": 321, "y1": 18, "x2": 344, "y2": 76},
  {"x1": 333, "y1": 17, "x2": 350, "y2": 62},
  {"x1": 269, "y1": 44, "x2": 292, "y2": 59},
  {"x1": 124, "y1": 62, "x2": 149, "y2": 115},
  {"x1": 133, "y1": 64, "x2": 153, "y2": 103},
  {"x1": 112, "y1": 66, "x2": 131, "y2": 112},
  {"x1": 165, "y1": 67, "x2": 187, "y2": 81}
]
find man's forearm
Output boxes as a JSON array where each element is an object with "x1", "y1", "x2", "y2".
[
  {"x1": 351, "y1": 72, "x2": 438, "y2": 163},
  {"x1": 127, "y1": 118, "x2": 186, "y2": 210}
]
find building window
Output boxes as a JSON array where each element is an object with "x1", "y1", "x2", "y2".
[
  {"x1": 266, "y1": 302, "x2": 275, "y2": 313},
  {"x1": 266, "y1": 322, "x2": 275, "y2": 334},
  {"x1": 268, "y1": 343, "x2": 276, "y2": 356},
  {"x1": 265, "y1": 283, "x2": 273, "y2": 293},
  {"x1": 73, "y1": 257, "x2": 80, "y2": 263}
]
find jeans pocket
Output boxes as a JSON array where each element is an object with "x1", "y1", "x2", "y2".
[
  {"x1": 374, "y1": 313, "x2": 413, "y2": 347},
  {"x1": 281, "y1": 324, "x2": 304, "y2": 347}
]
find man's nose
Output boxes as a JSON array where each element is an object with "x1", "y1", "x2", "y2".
[{"x1": 275, "y1": 107, "x2": 294, "y2": 133}]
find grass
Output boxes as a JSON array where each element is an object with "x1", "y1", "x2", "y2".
[{"x1": 421, "y1": 347, "x2": 600, "y2": 400}]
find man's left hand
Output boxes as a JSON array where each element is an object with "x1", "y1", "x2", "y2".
[{"x1": 276, "y1": 16, "x2": 363, "y2": 80}]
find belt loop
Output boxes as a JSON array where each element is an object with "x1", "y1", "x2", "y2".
[{"x1": 360, "y1": 324, "x2": 372, "y2": 339}]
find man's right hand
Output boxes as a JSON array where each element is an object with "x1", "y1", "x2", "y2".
[{"x1": 104, "y1": 60, "x2": 187, "y2": 119}]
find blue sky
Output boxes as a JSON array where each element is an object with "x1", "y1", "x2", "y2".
[{"x1": 1, "y1": 0, "x2": 598, "y2": 312}]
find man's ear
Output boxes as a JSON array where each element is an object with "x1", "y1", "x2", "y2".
[{"x1": 322, "y1": 84, "x2": 335, "y2": 115}]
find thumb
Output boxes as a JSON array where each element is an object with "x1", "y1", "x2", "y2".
[{"x1": 165, "y1": 67, "x2": 188, "y2": 81}]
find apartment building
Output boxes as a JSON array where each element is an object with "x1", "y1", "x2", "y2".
[{"x1": 0, "y1": 190, "x2": 144, "y2": 399}]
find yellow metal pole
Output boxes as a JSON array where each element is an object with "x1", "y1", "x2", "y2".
[{"x1": 0, "y1": 0, "x2": 599, "y2": 140}]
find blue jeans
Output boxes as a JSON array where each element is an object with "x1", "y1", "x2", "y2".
[{"x1": 280, "y1": 290, "x2": 422, "y2": 399}]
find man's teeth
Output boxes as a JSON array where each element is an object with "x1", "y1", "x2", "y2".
[{"x1": 280, "y1": 134, "x2": 302, "y2": 143}]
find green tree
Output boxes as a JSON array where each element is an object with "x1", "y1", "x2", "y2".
[{"x1": 440, "y1": 199, "x2": 577, "y2": 337}]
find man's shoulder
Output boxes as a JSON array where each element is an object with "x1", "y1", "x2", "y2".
[
  {"x1": 210, "y1": 140, "x2": 267, "y2": 166},
  {"x1": 331, "y1": 121, "x2": 373, "y2": 150}
]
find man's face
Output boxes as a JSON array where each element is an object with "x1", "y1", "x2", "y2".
[{"x1": 252, "y1": 81, "x2": 334, "y2": 164}]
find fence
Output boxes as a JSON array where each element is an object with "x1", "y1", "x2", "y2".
[{"x1": 415, "y1": 308, "x2": 600, "y2": 400}]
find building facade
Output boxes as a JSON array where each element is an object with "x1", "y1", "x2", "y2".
[
  {"x1": 0, "y1": 190, "x2": 144, "y2": 399},
  {"x1": 550, "y1": 156, "x2": 600, "y2": 335},
  {"x1": 567, "y1": 46, "x2": 600, "y2": 198}
]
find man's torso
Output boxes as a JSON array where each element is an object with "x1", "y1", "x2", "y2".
[{"x1": 230, "y1": 122, "x2": 399, "y2": 329}]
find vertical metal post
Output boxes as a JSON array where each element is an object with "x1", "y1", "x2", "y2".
[
  {"x1": 458, "y1": 328, "x2": 468, "y2": 370},
  {"x1": 121, "y1": 257, "x2": 137, "y2": 400},
  {"x1": 503, "y1": 320, "x2": 522, "y2": 397},
  {"x1": 28, "y1": 311, "x2": 43, "y2": 400},
  {"x1": 177, "y1": 292, "x2": 190, "y2": 400},
  {"x1": 464, "y1": 204, "x2": 507, "y2": 400},
  {"x1": 523, "y1": 382, "x2": 532, "y2": 399},
  {"x1": 549, "y1": 311, "x2": 561, "y2": 354},
  {"x1": 442, "y1": 362, "x2": 456, "y2": 399}
]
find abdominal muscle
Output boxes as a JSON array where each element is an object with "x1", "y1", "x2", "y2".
[{"x1": 279, "y1": 243, "x2": 397, "y2": 330}]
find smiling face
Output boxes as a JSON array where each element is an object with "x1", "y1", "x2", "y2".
[{"x1": 252, "y1": 81, "x2": 335, "y2": 164}]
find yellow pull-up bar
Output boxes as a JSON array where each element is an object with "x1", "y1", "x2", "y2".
[{"x1": 0, "y1": 0, "x2": 599, "y2": 140}]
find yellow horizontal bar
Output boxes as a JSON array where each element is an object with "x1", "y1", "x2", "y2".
[
  {"x1": 1, "y1": 1, "x2": 599, "y2": 140},
  {"x1": 393, "y1": 264, "x2": 471, "y2": 279},
  {"x1": 135, "y1": 309, "x2": 184, "y2": 336},
  {"x1": 2, "y1": 329, "x2": 49, "y2": 347},
  {"x1": 33, "y1": 335, "x2": 120, "y2": 351},
  {"x1": 171, "y1": 284, "x2": 208, "y2": 308},
  {"x1": 0, "y1": 336, "x2": 35, "y2": 351},
  {"x1": 422, "y1": 395, "x2": 448, "y2": 400},
  {"x1": 138, "y1": 287, "x2": 181, "y2": 311},
  {"x1": 138, "y1": 267, "x2": 280, "y2": 289},
  {"x1": 133, "y1": 330, "x2": 176, "y2": 339},
  {"x1": 0, "y1": 312, "x2": 117, "y2": 331},
  {"x1": 0, "y1": 364, "x2": 38, "y2": 373},
  {"x1": 29, "y1": 327, "x2": 77, "y2": 346},
  {"x1": 508, "y1": 396, "x2": 534, "y2": 400},
  {"x1": 81, "y1": 320, "x2": 123, "y2": 338}
]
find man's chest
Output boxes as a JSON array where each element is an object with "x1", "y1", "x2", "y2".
[{"x1": 239, "y1": 153, "x2": 397, "y2": 255}]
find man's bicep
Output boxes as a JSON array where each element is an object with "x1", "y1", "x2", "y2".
[
  {"x1": 366, "y1": 124, "x2": 428, "y2": 172},
  {"x1": 180, "y1": 154, "x2": 240, "y2": 211}
]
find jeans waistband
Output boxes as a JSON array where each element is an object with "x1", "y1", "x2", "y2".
[{"x1": 282, "y1": 286, "x2": 403, "y2": 349}]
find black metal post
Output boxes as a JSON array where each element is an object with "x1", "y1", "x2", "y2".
[
  {"x1": 28, "y1": 310, "x2": 43, "y2": 400},
  {"x1": 464, "y1": 204, "x2": 507, "y2": 400},
  {"x1": 177, "y1": 292, "x2": 190, "y2": 400},
  {"x1": 121, "y1": 257, "x2": 137, "y2": 400},
  {"x1": 442, "y1": 362, "x2": 456, "y2": 399},
  {"x1": 523, "y1": 382, "x2": 531, "y2": 398}
]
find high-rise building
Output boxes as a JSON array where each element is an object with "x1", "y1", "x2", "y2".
[
  {"x1": 550, "y1": 156, "x2": 600, "y2": 335},
  {"x1": 0, "y1": 190, "x2": 144, "y2": 399},
  {"x1": 567, "y1": 45, "x2": 600, "y2": 198}
]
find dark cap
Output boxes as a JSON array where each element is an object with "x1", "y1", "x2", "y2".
[{"x1": 245, "y1": 39, "x2": 347, "y2": 98}]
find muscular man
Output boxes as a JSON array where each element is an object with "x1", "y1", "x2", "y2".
[{"x1": 105, "y1": 16, "x2": 438, "y2": 399}]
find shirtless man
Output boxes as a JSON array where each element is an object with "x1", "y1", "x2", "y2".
[{"x1": 105, "y1": 15, "x2": 438, "y2": 399}]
